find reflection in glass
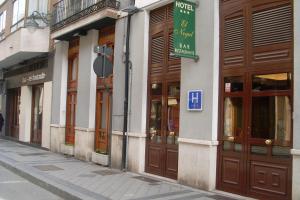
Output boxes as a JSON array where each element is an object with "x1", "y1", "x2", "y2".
[
  {"x1": 224, "y1": 76, "x2": 243, "y2": 92},
  {"x1": 252, "y1": 73, "x2": 291, "y2": 91},
  {"x1": 251, "y1": 145, "x2": 267, "y2": 155},
  {"x1": 168, "y1": 85, "x2": 180, "y2": 96},
  {"x1": 149, "y1": 100, "x2": 162, "y2": 143},
  {"x1": 234, "y1": 144, "x2": 242, "y2": 152},
  {"x1": 167, "y1": 84, "x2": 180, "y2": 145},
  {"x1": 223, "y1": 141, "x2": 231, "y2": 151},
  {"x1": 252, "y1": 96, "x2": 291, "y2": 146},
  {"x1": 32, "y1": 86, "x2": 43, "y2": 144},
  {"x1": 272, "y1": 146, "x2": 290, "y2": 156},
  {"x1": 223, "y1": 97, "x2": 243, "y2": 137}
]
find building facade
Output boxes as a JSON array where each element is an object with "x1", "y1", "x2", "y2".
[
  {"x1": 48, "y1": 0, "x2": 299, "y2": 200},
  {"x1": 0, "y1": 0, "x2": 52, "y2": 148}
]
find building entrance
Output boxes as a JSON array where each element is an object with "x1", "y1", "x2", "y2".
[
  {"x1": 31, "y1": 85, "x2": 44, "y2": 145},
  {"x1": 217, "y1": 1, "x2": 293, "y2": 199},
  {"x1": 6, "y1": 88, "x2": 21, "y2": 139},
  {"x1": 146, "y1": 4, "x2": 181, "y2": 179}
]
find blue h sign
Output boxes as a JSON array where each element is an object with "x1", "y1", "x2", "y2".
[{"x1": 187, "y1": 90, "x2": 203, "y2": 111}]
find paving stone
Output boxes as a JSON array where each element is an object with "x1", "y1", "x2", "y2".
[
  {"x1": 33, "y1": 165, "x2": 64, "y2": 171},
  {"x1": 0, "y1": 139, "x2": 241, "y2": 200}
]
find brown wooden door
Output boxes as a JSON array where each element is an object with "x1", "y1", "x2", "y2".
[
  {"x1": 6, "y1": 88, "x2": 21, "y2": 139},
  {"x1": 65, "y1": 38, "x2": 79, "y2": 145},
  {"x1": 95, "y1": 85, "x2": 112, "y2": 154},
  {"x1": 31, "y1": 85, "x2": 44, "y2": 145},
  {"x1": 94, "y1": 26, "x2": 115, "y2": 154},
  {"x1": 146, "y1": 4, "x2": 181, "y2": 180},
  {"x1": 217, "y1": 0, "x2": 293, "y2": 199}
]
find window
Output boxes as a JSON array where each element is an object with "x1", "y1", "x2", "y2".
[
  {"x1": 11, "y1": 0, "x2": 26, "y2": 32},
  {"x1": 28, "y1": 0, "x2": 48, "y2": 16},
  {"x1": 12, "y1": 0, "x2": 26, "y2": 24},
  {"x1": 0, "y1": 10, "x2": 6, "y2": 33}
]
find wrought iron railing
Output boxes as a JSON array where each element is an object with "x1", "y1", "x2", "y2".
[{"x1": 51, "y1": 0, "x2": 120, "y2": 32}]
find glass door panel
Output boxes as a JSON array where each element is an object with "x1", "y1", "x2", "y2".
[
  {"x1": 251, "y1": 96, "x2": 291, "y2": 143},
  {"x1": 166, "y1": 83, "x2": 180, "y2": 145},
  {"x1": 223, "y1": 97, "x2": 243, "y2": 139},
  {"x1": 149, "y1": 83, "x2": 163, "y2": 144}
]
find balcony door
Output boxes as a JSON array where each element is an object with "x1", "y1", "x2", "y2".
[
  {"x1": 217, "y1": 1, "x2": 293, "y2": 199},
  {"x1": 146, "y1": 4, "x2": 181, "y2": 180}
]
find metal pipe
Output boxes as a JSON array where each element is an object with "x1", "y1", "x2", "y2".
[{"x1": 122, "y1": 13, "x2": 132, "y2": 171}]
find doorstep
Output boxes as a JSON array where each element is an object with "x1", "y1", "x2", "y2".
[{"x1": 91, "y1": 151, "x2": 109, "y2": 166}]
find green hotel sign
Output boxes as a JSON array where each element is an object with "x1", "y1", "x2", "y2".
[{"x1": 173, "y1": 0, "x2": 198, "y2": 61}]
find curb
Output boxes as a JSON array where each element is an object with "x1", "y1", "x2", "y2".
[{"x1": 0, "y1": 159, "x2": 82, "y2": 200}]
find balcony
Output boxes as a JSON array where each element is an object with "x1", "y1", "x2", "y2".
[
  {"x1": 0, "y1": 27, "x2": 50, "y2": 69},
  {"x1": 51, "y1": 0, "x2": 120, "y2": 40}
]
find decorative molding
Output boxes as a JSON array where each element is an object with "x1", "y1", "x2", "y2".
[
  {"x1": 178, "y1": 137, "x2": 219, "y2": 146},
  {"x1": 291, "y1": 149, "x2": 300, "y2": 156},
  {"x1": 112, "y1": 131, "x2": 147, "y2": 138}
]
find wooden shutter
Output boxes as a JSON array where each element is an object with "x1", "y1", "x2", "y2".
[
  {"x1": 252, "y1": 5, "x2": 292, "y2": 47},
  {"x1": 250, "y1": 1, "x2": 293, "y2": 66},
  {"x1": 149, "y1": 4, "x2": 181, "y2": 81},
  {"x1": 221, "y1": 2, "x2": 246, "y2": 69}
]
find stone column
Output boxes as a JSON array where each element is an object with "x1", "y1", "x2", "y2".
[
  {"x1": 178, "y1": 0, "x2": 219, "y2": 191},
  {"x1": 50, "y1": 41, "x2": 69, "y2": 153},
  {"x1": 74, "y1": 29, "x2": 98, "y2": 161},
  {"x1": 41, "y1": 81, "x2": 52, "y2": 149}
]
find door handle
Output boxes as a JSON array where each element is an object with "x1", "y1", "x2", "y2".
[{"x1": 265, "y1": 139, "x2": 272, "y2": 145}]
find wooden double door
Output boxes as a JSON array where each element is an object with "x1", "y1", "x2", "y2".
[
  {"x1": 146, "y1": 4, "x2": 181, "y2": 179},
  {"x1": 217, "y1": 0, "x2": 293, "y2": 199},
  {"x1": 6, "y1": 88, "x2": 21, "y2": 138},
  {"x1": 218, "y1": 72, "x2": 292, "y2": 199}
]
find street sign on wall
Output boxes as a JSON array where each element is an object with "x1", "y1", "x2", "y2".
[
  {"x1": 187, "y1": 90, "x2": 203, "y2": 111},
  {"x1": 173, "y1": 0, "x2": 199, "y2": 61}
]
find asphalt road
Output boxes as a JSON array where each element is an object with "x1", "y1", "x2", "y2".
[{"x1": 0, "y1": 165, "x2": 63, "y2": 200}]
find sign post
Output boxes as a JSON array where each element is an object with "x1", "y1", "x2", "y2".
[{"x1": 173, "y1": 0, "x2": 199, "y2": 61}]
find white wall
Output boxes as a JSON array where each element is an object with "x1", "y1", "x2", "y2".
[
  {"x1": 42, "y1": 81, "x2": 52, "y2": 149},
  {"x1": 19, "y1": 86, "x2": 32, "y2": 142}
]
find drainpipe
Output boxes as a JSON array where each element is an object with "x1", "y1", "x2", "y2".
[
  {"x1": 121, "y1": 6, "x2": 139, "y2": 171},
  {"x1": 122, "y1": 13, "x2": 132, "y2": 171}
]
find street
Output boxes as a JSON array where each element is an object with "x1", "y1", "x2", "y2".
[{"x1": 0, "y1": 165, "x2": 62, "y2": 200}]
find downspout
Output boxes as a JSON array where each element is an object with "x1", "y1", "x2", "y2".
[{"x1": 122, "y1": 13, "x2": 132, "y2": 171}]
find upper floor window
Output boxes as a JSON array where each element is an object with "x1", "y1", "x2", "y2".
[
  {"x1": 12, "y1": 0, "x2": 26, "y2": 25},
  {"x1": 0, "y1": 10, "x2": 6, "y2": 33},
  {"x1": 28, "y1": 0, "x2": 48, "y2": 16}
]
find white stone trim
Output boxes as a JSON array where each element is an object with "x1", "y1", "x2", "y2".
[
  {"x1": 291, "y1": 149, "x2": 300, "y2": 156},
  {"x1": 112, "y1": 131, "x2": 147, "y2": 138},
  {"x1": 50, "y1": 124, "x2": 65, "y2": 128},
  {"x1": 74, "y1": 127, "x2": 95, "y2": 132},
  {"x1": 136, "y1": 0, "x2": 173, "y2": 10},
  {"x1": 178, "y1": 138, "x2": 219, "y2": 146}
]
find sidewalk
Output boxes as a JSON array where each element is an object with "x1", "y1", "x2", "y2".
[{"x1": 0, "y1": 139, "x2": 241, "y2": 200}]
